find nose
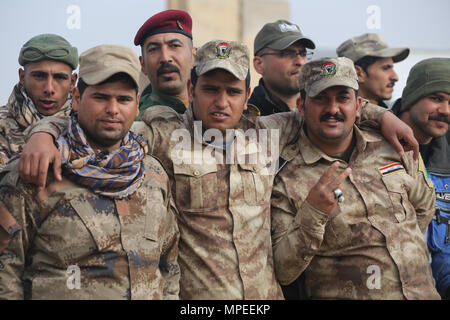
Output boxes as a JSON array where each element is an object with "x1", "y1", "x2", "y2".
[
  {"x1": 390, "y1": 69, "x2": 399, "y2": 82},
  {"x1": 294, "y1": 53, "x2": 307, "y2": 67},
  {"x1": 43, "y1": 77, "x2": 55, "y2": 96},
  {"x1": 439, "y1": 100, "x2": 450, "y2": 116},
  {"x1": 214, "y1": 90, "x2": 229, "y2": 109},
  {"x1": 325, "y1": 97, "x2": 340, "y2": 115},
  {"x1": 105, "y1": 99, "x2": 120, "y2": 115},
  {"x1": 160, "y1": 46, "x2": 172, "y2": 63}
]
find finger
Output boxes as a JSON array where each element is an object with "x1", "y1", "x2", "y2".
[
  {"x1": 53, "y1": 152, "x2": 62, "y2": 181},
  {"x1": 30, "y1": 153, "x2": 45, "y2": 183},
  {"x1": 317, "y1": 161, "x2": 341, "y2": 186},
  {"x1": 37, "y1": 156, "x2": 50, "y2": 189},
  {"x1": 329, "y1": 167, "x2": 352, "y2": 191},
  {"x1": 19, "y1": 154, "x2": 31, "y2": 183}
]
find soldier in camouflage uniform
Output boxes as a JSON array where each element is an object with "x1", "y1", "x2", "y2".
[
  {"x1": 0, "y1": 34, "x2": 78, "y2": 168},
  {"x1": 16, "y1": 41, "x2": 419, "y2": 300},
  {"x1": 271, "y1": 57, "x2": 440, "y2": 299},
  {"x1": 0, "y1": 45, "x2": 179, "y2": 300}
]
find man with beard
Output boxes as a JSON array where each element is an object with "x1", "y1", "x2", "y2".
[
  {"x1": 337, "y1": 33, "x2": 409, "y2": 108},
  {"x1": 271, "y1": 57, "x2": 440, "y2": 299},
  {"x1": 134, "y1": 10, "x2": 196, "y2": 117},
  {"x1": 0, "y1": 45, "x2": 179, "y2": 299},
  {"x1": 0, "y1": 34, "x2": 78, "y2": 167},
  {"x1": 391, "y1": 58, "x2": 450, "y2": 299},
  {"x1": 249, "y1": 20, "x2": 315, "y2": 115}
]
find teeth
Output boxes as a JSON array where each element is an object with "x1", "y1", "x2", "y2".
[{"x1": 212, "y1": 113, "x2": 226, "y2": 116}]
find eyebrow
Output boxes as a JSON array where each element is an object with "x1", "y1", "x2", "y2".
[
  {"x1": 30, "y1": 70, "x2": 70, "y2": 78},
  {"x1": 145, "y1": 38, "x2": 184, "y2": 50}
]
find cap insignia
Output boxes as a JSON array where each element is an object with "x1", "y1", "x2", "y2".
[
  {"x1": 322, "y1": 62, "x2": 336, "y2": 76},
  {"x1": 216, "y1": 42, "x2": 232, "y2": 59},
  {"x1": 176, "y1": 20, "x2": 184, "y2": 30}
]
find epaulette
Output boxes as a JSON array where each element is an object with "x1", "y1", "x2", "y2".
[
  {"x1": 141, "y1": 105, "x2": 182, "y2": 123},
  {"x1": 246, "y1": 104, "x2": 261, "y2": 116}
]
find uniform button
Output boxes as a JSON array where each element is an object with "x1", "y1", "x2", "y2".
[
  {"x1": 193, "y1": 170, "x2": 200, "y2": 176},
  {"x1": 253, "y1": 166, "x2": 259, "y2": 172},
  {"x1": 445, "y1": 184, "x2": 449, "y2": 189}
]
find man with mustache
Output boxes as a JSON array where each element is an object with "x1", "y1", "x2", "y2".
[
  {"x1": 337, "y1": 33, "x2": 409, "y2": 108},
  {"x1": 0, "y1": 34, "x2": 78, "y2": 168},
  {"x1": 0, "y1": 44, "x2": 179, "y2": 299},
  {"x1": 134, "y1": 10, "x2": 196, "y2": 118},
  {"x1": 271, "y1": 57, "x2": 440, "y2": 299},
  {"x1": 249, "y1": 20, "x2": 315, "y2": 115},
  {"x1": 391, "y1": 58, "x2": 450, "y2": 299}
]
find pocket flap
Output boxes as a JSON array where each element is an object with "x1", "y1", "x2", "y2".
[{"x1": 173, "y1": 163, "x2": 217, "y2": 177}]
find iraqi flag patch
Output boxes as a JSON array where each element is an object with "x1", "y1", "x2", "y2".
[{"x1": 378, "y1": 162, "x2": 405, "y2": 176}]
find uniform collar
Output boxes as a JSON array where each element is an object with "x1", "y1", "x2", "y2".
[{"x1": 299, "y1": 124, "x2": 382, "y2": 164}]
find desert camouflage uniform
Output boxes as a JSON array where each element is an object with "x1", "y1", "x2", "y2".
[
  {"x1": 0, "y1": 156, "x2": 180, "y2": 300},
  {"x1": 272, "y1": 125, "x2": 440, "y2": 300},
  {"x1": 18, "y1": 102, "x2": 388, "y2": 299}
]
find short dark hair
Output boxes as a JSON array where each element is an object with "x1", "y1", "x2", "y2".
[
  {"x1": 77, "y1": 72, "x2": 138, "y2": 98},
  {"x1": 190, "y1": 67, "x2": 251, "y2": 90},
  {"x1": 300, "y1": 88, "x2": 358, "y2": 100},
  {"x1": 354, "y1": 56, "x2": 383, "y2": 75}
]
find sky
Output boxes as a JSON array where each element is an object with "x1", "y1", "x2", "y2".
[{"x1": 1, "y1": 0, "x2": 450, "y2": 104}]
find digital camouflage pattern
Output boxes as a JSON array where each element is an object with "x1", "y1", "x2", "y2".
[
  {"x1": 272, "y1": 125, "x2": 440, "y2": 300},
  {"x1": 0, "y1": 155, "x2": 180, "y2": 300},
  {"x1": 20, "y1": 100, "x2": 388, "y2": 299}
]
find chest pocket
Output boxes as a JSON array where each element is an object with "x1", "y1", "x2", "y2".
[
  {"x1": 381, "y1": 173, "x2": 415, "y2": 223},
  {"x1": 173, "y1": 163, "x2": 218, "y2": 211},
  {"x1": 70, "y1": 197, "x2": 120, "y2": 252},
  {"x1": 238, "y1": 163, "x2": 272, "y2": 205}
]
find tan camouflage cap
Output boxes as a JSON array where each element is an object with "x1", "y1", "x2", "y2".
[
  {"x1": 254, "y1": 20, "x2": 315, "y2": 55},
  {"x1": 299, "y1": 57, "x2": 359, "y2": 97},
  {"x1": 336, "y1": 33, "x2": 409, "y2": 63},
  {"x1": 79, "y1": 44, "x2": 141, "y2": 88},
  {"x1": 194, "y1": 40, "x2": 249, "y2": 80}
]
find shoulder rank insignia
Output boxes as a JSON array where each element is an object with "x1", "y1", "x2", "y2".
[
  {"x1": 246, "y1": 104, "x2": 261, "y2": 116},
  {"x1": 378, "y1": 162, "x2": 405, "y2": 176}
]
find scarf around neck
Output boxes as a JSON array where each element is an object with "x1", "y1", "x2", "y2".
[
  {"x1": 5, "y1": 83, "x2": 72, "y2": 129},
  {"x1": 57, "y1": 113, "x2": 148, "y2": 199}
]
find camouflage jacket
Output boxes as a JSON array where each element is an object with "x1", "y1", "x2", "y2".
[
  {"x1": 20, "y1": 102, "x2": 388, "y2": 300},
  {"x1": 0, "y1": 156, "x2": 180, "y2": 300},
  {"x1": 271, "y1": 125, "x2": 440, "y2": 300}
]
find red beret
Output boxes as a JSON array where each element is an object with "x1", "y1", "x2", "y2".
[{"x1": 134, "y1": 10, "x2": 193, "y2": 46}]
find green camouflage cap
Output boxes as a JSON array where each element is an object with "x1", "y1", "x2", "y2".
[
  {"x1": 400, "y1": 57, "x2": 450, "y2": 113},
  {"x1": 18, "y1": 33, "x2": 78, "y2": 69},
  {"x1": 299, "y1": 57, "x2": 359, "y2": 97},
  {"x1": 254, "y1": 20, "x2": 315, "y2": 55},
  {"x1": 194, "y1": 40, "x2": 249, "y2": 80},
  {"x1": 79, "y1": 45, "x2": 141, "y2": 88},
  {"x1": 336, "y1": 33, "x2": 409, "y2": 63}
]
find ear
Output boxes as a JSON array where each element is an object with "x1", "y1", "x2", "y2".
[
  {"x1": 187, "y1": 79, "x2": 194, "y2": 105},
  {"x1": 139, "y1": 56, "x2": 147, "y2": 76},
  {"x1": 192, "y1": 46, "x2": 197, "y2": 60},
  {"x1": 71, "y1": 87, "x2": 80, "y2": 112},
  {"x1": 355, "y1": 65, "x2": 366, "y2": 84},
  {"x1": 243, "y1": 87, "x2": 251, "y2": 111},
  {"x1": 19, "y1": 68, "x2": 25, "y2": 85},
  {"x1": 355, "y1": 96, "x2": 362, "y2": 118},
  {"x1": 253, "y1": 56, "x2": 264, "y2": 76},
  {"x1": 70, "y1": 73, "x2": 78, "y2": 90},
  {"x1": 135, "y1": 93, "x2": 141, "y2": 119},
  {"x1": 296, "y1": 96, "x2": 305, "y2": 116}
]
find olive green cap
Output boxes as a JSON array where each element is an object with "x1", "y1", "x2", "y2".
[
  {"x1": 18, "y1": 33, "x2": 78, "y2": 69},
  {"x1": 336, "y1": 33, "x2": 409, "y2": 63},
  {"x1": 254, "y1": 20, "x2": 315, "y2": 56},
  {"x1": 299, "y1": 57, "x2": 359, "y2": 97},
  {"x1": 400, "y1": 57, "x2": 450, "y2": 113},
  {"x1": 79, "y1": 45, "x2": 141, "y2": 88},
  {"x1": 194, "y1": 40, "x2": 249, "y2": 80}
]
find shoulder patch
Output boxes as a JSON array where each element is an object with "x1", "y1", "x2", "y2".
[
  {"x1": 246, "y1": 104, "x2": 261, "y2": 116},
  {"x1": 418, "y1": 154, "x2": 434, "y2": 189},
  {"x1": 378, "y1": 162, "x2": 405, "y2": 176}
]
